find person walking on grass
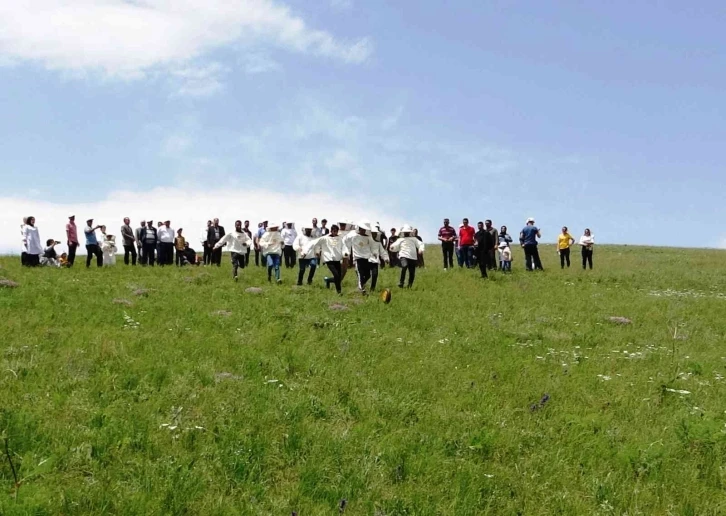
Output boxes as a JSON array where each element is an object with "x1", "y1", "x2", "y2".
[
  {"x1": 520, "y1": 217, "x2": 543, "y2": 271},
  {"x1": 370, "y1": 224, "x2": 390, "y2": 291},
  {"x1": 305, "y1": 224, "x2": 346, "y2": 295},
  {"x1": 485, "y1": 220, "x2": 499, "y2": 270},
  {"x1": 387, "y1": 227, "x2": 399, "y2": 267},
  {"x1": 557, "y1": 226, "x2": 575, "y2": 269},
  {"x1": 294, "y1": 226, "x2": 318, "y2": 286},
  {"x1": 281, "y1": 222, "x2": 298, "y2": 269},
  {"x1": 214, "y1": 220, "x2": 253, "y2": 281},
  {"x1": 140, "y1": 220, "x2": 157, "y2": 266},
  {"x1": 242, "y1": 220, "x2": 252, "y2": 266},
  {"x1": 458, "y1": 218, "x2": 475, "y2": 268},
  {"x1": 579, "y1": 228, "x2": 595, "y2": 270},
  {"x1": 84, "y1": 218, "x2": 103, "y2": 268},
  {"x1": 259, "y1": 222, "x2": 283, "y2": 283},
  {"x1": 438, "y1": 218, "x2": 457, "y2": 270},
  {"x1": 254, "y1": 221, "x2": 268, "y2": 267},
  {"x1": 207, "y1": 218, "x2": 225, "y2": 266},
  {"x1": 22, "y1": 216, "x2": 42, "y2": 267},
  {"x1": 135, "y1": 220, "x2": 145, "y2": 265},
  {"x1": 337, "y1": 220, "x2": 357, "y2": 283},
  {"x1": 474, "y1": 221, "x2": 495, "y2": 278},
  {"x1": 174, "y1": 229, "x2": 186, "y2": 266},
  {"x1": 344, "y1": 221, "x2": 377, "y2": 295},
  {"x1": 66, "y1": 215, "x2": 79, "y2": 266},
  {"x1": 121, "y1": 217, "x2": 137, "y2": 266},
  {"x1": 390, "y1": 224, "x2": 424, "y2": 288}
]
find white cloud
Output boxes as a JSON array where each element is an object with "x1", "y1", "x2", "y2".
[
  {"x1": 170, "y1": 63, "x2": 229, "y2": 97},
  {"x1": 0, "y1": 187, "x2": 404, "y2": 254},
  {"x1": 0, "y1": 0, "x2": 372, "y2": 79},
  {"x1": 241, "y1": 52, "x2": 282, "y2": 75}
]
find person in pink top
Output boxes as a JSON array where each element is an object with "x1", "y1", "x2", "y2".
[{"x1": 66, "y1": 215, "x2": 79, "y2": 266}]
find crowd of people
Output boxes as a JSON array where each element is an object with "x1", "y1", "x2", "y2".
[{"x1": 17, "y1": 214, "x2": 594, "y2": 293}]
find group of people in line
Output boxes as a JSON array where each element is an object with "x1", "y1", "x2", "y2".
[{"x1": 437, "y1": 217, "x2": 595, "y2": 276}]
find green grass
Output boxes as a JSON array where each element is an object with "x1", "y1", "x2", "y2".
[{"x1": 2, "y1": 245, "x2": 726, "y2": 515}]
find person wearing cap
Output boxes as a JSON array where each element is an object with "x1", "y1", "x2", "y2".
[
  {"x1": 294, "y1": 226, "x2": 318, "y2": 286},
  {"x1": 557, "y1": 226, "x2": 575, "y2": 269},
  {"x1": 139, "y1": 220, "x2": 157, "y2": 266},
  {"x1": 214, "y1": 220, "x2": 253, "y2": 281},
  {"x1": 135, "y1": 220, "x2": 146, "y2": 264},
  {"x1": 84, "y1": 218, "x2": 104, "y2": 267},
  {"x1": 66, "y1": 215, "x2": 79, "y2": 266},
  {"x1": 120, "y1": 217, "x2": 137, "y2": 266},
  {"x1": 370, "y1": 224, "x2": 390, "y2": 291},
  {"x1": 254, "y1": 221, "x2": 268, "y2": 267},
  {"x1": 458, "y1": 218, "x2": 475, "y2": 268},
  {"x1": 520, "y1": 218, "x2": 543, "y2": 271},
  {"x1": 207, "y1": 218, "x2": 226, "y2": 267},
  {"x1": 438, "y1": 218, "x2": 457, "y2": 270},
  {"x1": 474, "y1": 221, "x2": 495, "y2": 278},
  {"x1": 343, "y1": 221, "x2": 378, "y2": 294},
  {"x1": 158, "y1": 220, "x2": 175, "y2": 266},
  {"x1": 579, "y1": 228, "x2": 595, "y2": 269},
  {"x1": 281, "y1": 222, "x2": 298, "y2": 269},
  {"x1": 304, "y1": 224, "x2": 346, "y2": 294},
  {"x1": 499, "y1": 241, "x2": 512, "y2": 272},
  {"x1": 259, "y1": 222, "x2": 284, "y2": 283},
  {"x1": 390, "y1": 224, "x2": 424, "y2": 288},
  {"x1": 174, "y1": 228, "x2": 187, "y2": 266},
  {"x1": 484, "y1": 220, "x2": 499, "y2": 271}
]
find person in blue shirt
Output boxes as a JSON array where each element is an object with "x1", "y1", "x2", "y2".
[
  {"x1": 254, "y1": 221, "x2": 268, "y2": 267},
  {"x1": 519, "y1": 217, "x2": 543, "y2": 271},
  {"x1": 84, "y1": 218, "x2": 103, "y2": 268}
]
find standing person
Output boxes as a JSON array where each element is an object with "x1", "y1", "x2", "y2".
[
  {"x1": 344, "y1": 221, "x2": 377, "y2": 294},
  {"x1": 259, "y1": 222, "x2": 283, "y2": 283},
  {"x1": 214, "y1": 220, "x2": 253, "y2": 281},
  {"x1": 390, "y1": 224, "x2": 424, "y2": 288},
  {"x1": 485, "y1": 220, "x2": 499, "y2": 270},
  {"x1": 66, "y1": 215, "x2": 79, "y2": 266},
  {"x1": 474, "y1": 221, "x2": 495, "y2": 278},
  {"x1": 140, "y1": 220, "x2": 157, "y2": 266},
  {"x1": 84, "y1": 218, "x2": 103, "y2": 267},
  {"x1": 242, "y1": 220, "x2": 252, "y2": 266},
  {"x1": 305, "y1": 224, "x2": 346, "y2": 295},
  {"x1": 207, "y1": 218, "x2": 225, "y2": 266},
  {"x1": 120, "y1": 217, "x2": 137, "y2": 266},
  {"x1": 413, "y1": 229, "x2": 425, "y2": 268},
  {"x1": 174, "y1": 229, "x2": 186, "y2": 266},
  {"x1": 499, "y1": 241, "x2": 512, "y2": 272},
  {"x1": 498, "y1": 226, "x2": 513, "y2": 269},
  {"x1": 557, "y1": 226, "x2": 575, "y2": 269},
  {"x1": 579, "y1": 229, "x2": 595, "y2": 270},
  {"x1": 458, "y1": 218, "x2": 475, "y2": 268},
  {"x1": 438, "y1": 218, "x2": 457, "y2": 270},
  {"x1": 294, "y1": 226, "x2": 318, "y2": 286},
  {"x1": 320, "y1": 219, "x2": 330, "y2": 236},
  {"x1": 370, "y1": 224, "x2": 390, "y2": 291},
  {"x1": 311, "y1": 218, "x2": 322, "y2": 238},
  {"x1": 101, "y1": 235, "x2": 118, "y2": 266},
  {"x1": 135, "y1": 220, "x2": 146, "y2": 265},
  {"x1": 281, "y1": 222, "x2": 298, "y2": 268},
  {"x1": 158, "y1": 221, "x2": 175, "y2": 266},
  {"x1": 22, "y1": 216, "x2": 42, "y2": 266},
  {"x1": 520, "y1": 218, "x2": 543, "y2": 271},
  {"x1": 20, "y1": 218, "x2": 28, "y2": 266},
  {"x1": 156, "y1": 222, "x2": 163, "y2": 263},
  {"x1": 201, "y1": 220, "x2": 212, "y2": 265},
  {"x1": 387, "y1": 228, "x2": 399, "y2": 267}
]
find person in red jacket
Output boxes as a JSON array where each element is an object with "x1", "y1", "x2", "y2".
[{"x1": 458, "y1": 218, "x2": 475, "y2": 268}]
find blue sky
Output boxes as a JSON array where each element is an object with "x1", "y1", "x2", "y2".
[{"x1": 1, "y1": 0, "x2": 724, "y2": 252}]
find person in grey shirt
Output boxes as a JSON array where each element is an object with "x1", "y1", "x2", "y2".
[
  {"x1": 135, "y1": 220, "x2": 145, "y2": 264},
  {"x1": 121, "y1": 217, "x2": 137, "y2": 265}
]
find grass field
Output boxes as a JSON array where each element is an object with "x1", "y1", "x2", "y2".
[{"x1": 2, "y1": 244, "x2": 726, "y2": 515}]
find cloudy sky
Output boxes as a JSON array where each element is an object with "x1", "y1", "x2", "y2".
[{"x1": 1, "y1": 1, "x2": 724, "y2": 252}]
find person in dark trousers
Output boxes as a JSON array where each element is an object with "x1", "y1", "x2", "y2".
[
  {"x1": 120, "y1": 217, "x2": 137, "y2": 265},
  {"x1": 135, "y1": 220, "x2": 145, "y2": 265},
  {"x1": 557, "y1": 226, "x2": 575, "y2": 269},
  {"x1": 474, "y1": 221, "x2": 495, "y2": 278},
  {"x1": 438, "y1": 218, "x2": 456, "y2": 270},
  {"x1": 497, "y1": 226, "x2": 513, "y2": 269},
  {"x1": 243, "y1": 220, "x2": 252, "y2": 266},
  {"x1": 281, "y1": 222, "x2": 298, "y2": 269},
  {"x1": 84, "y1": 218, "x2": 103, "y2": 268},
  {"x1": 520, "y1": 217, "x2": 543, "y2": 271},
  {"x1": 305, "y1": 224, "x2": 345, "y2": 294},
  {"x1": 66, "y1": 215, "x2": 79, "y2": 266},
  {"x1": 294, "y1": 226, "x2": 317, "y2": 286},
  {"x1": 458, "y1": 218, "x2": 475, "y2": 268},
  {"x1": 389, "y1": 224, "x2": 424, "y2": 288},
  {"x1": 254, "y1": 221, "x2": 268, "y2": 267},
  {"x1": 484, "y1": 220, "x2": 499, "y2": 270},
  {"x1": 579, "y1": 228, "x2": 595, "y2": 269},
  {"x1": 174, "y1": 229, "x2": 186, "y2": 266},
  {"x1": 207, "y1": 218, "x2": 225, "y2": 266},
  {"x1": 387, "y1": 228, "x2": 399, "y2": 267},
  {"x1": 201, "y1": 220, "x2": 212, "y2": 265},
  {"x1": 140, "y1": 220, "x2": 158, "y2": 266}
]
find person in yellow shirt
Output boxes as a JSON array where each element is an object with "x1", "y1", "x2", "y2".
[
  {"x1": 174, "y1": 229, "x2": 187, "y2": 266},
  {"x1": 557, "y1": 226, "x2": 575, "y2": 269}
]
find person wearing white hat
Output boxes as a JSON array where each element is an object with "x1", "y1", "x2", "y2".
[
  {"x1": 259, "y1": 222, "x2": 284, "y2": 283},
  {"x1": 498, "y1": 240, "x2": 512, "y2": 272},
  {"x1": 294, "y1": 226, "x2": 318, "y2": 286},
  {"x1": 389, "y1": 224, "x2": 424, "y2": 288},
  {"x1": 370, "y1": 224, "x2": 390, "y2": 291},
  {"x1": 343, "y1": 220, "x2": 377, "y2": 294},
  {"x1": 281, "y1": 222, "x2": 298, "y2": 269},
  {"x1": 520, "y1": 217, "x2": 543, "y2": 271},
  {"x1": 303, "y1": 224, "x2": 346, "y2": 294},
  {"x1": 213, "y1": 220, "x2": 254, "y2": 281}
]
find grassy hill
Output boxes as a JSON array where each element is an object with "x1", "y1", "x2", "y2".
[{"x1": 2, "y1": 245, "x2": 726, "y2": 514}]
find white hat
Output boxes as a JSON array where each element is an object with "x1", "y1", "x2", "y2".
[
  {"x1": 498, "y1": 241, "x2": 508, "y2": 249},
  {"x1": 526, "y1": 217, "x2": 535, "y2": 223},
  {"x1": 268, "y1": 222, "x2": 281, "y2": 230},
  {"x1": 400, "y1": 224, "x2": 413, "y2": 233},
  {"x1": 357, "y1": 221, "x2": 372, "y2": 232}
]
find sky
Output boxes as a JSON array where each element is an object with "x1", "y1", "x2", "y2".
[{"x1": 1, "y1": 0, "x2": 725, "y2": 253}]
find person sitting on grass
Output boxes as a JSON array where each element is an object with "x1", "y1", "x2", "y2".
[
  {"x1": 259, "y1": 222, "x2": 284, "y2": 283},
  {"x1": 40, "y1": 239, "x2": 61, "y2": 267},
  {"x1": 389, "y1": 224, "x2": 424, "y2": 288},
  {"x1": 59, "y1": 252, "x2": 70, "y2": 268},
  {"x1": 304, "y1": 224, "x2": 346, "y2": 295},
  {"x1": 182, "y1": 243, "x2": 199, "y2": 266}
]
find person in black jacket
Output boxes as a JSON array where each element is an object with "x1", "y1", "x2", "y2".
[
  {"x1": 474, "y1": 221, "x2": 494, "y2": 278},
  {"x1": 207, "y1": 218, "x2": 225, "y2": 266},
  {"x1": 139, "y1": 220, "x2": 158, "y2": 266}
]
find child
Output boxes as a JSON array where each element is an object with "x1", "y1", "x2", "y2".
[
  {"x1": 499, "y1": 241, "x2": 512, "y2": 272},
  {"x1": 174, "y1": 228, "x2": 186, "y2": 266},
  {"x1": 59, "y1": 252, "x2": 70, "y2": 268},
  {"x1": 389, "y1": 224, "x2": 424, "y2": 288},
  {"x1": 101, "y1": 234, "x2": 117, "y2": 266},
  {"x1": 258, "y1": 222, "x2": 283, "y2": 283},
  {"x1": 40, "y1": 239, "x2": 61, "y2": 267}
]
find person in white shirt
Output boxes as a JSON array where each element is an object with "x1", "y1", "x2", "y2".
[
  {"x1": 304, "y1": 224, "x2": 346, "y2": 294},
  {"x1": 579, "y1": 228, "x2": 595, "y2": 270},
  {"x1": 20, "y1": 217, "x2": 28, "y2": 266},
  {"x1": 22, "y1": 216, "x2": 43, "y2": 266},
  {"x1": 101, "y1": 235, "x2": 118, "y2": 266},
  {"x1": 337, "y1": 220, "x2": 357, "y2": 283},
  {"x1": 390, "y1": 224, "x2": 425, "y2": 288},
  {"x1": 343, "y1": 221, "x2": 377, "y2": 294},
  {"x1": 214, "y1": 220, "x2": 253, "y2": 281},
  {"x1": 157, "y1": 220, "x2": 175, "y2": 266},
  {"x1": 259, "y1": 223, "x2": 284, "y2": 283},
  {"x1": 293, "y1": 226, "x2": 318, "y2": 286},
  {"x1": 370, "y1": 224, "x2": 390, "y2": 291},
  {"x1": 281, "y1": 222, "x2": 298, "y2": 269}
]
